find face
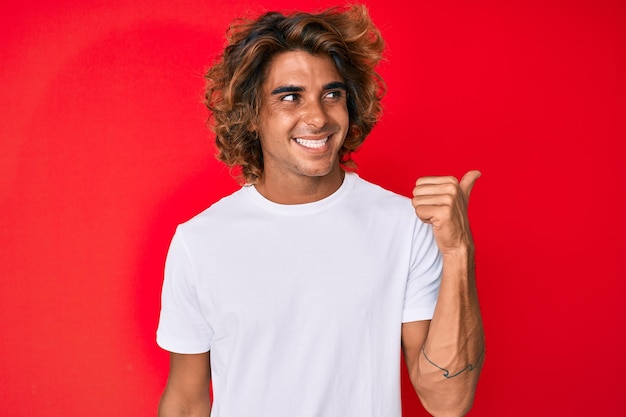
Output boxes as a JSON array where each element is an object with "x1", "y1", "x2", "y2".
[{"x1": 255, "y1": 50, "x2": 349, "y2": 189}]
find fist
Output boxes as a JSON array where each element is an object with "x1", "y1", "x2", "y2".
[{"x1": 412, "y1": 170, "x2": 481, "y2": 255}]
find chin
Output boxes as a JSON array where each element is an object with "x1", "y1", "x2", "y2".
[{"x1": 300, "y1": 162, "x2": 340, "y2": 178}]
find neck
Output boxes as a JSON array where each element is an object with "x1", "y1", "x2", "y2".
[{"x1": 254, "y1": 168, "x2": 345, "y2": 205}]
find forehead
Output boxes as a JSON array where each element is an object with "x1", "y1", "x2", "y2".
[{"x1": 262, "y1": 50, "x2": 343, "y2": 90}]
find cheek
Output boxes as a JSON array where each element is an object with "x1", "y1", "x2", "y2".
[
  {"x1": 263, "y1": 108, "x2": 297, "y2": 128},
  {"x1": 335, "y1": 107, "x2": 350, "y2": 128}
]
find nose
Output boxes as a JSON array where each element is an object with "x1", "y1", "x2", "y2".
[{"x1": 302, "y1": 99, "x2": 328, "y2": 129}]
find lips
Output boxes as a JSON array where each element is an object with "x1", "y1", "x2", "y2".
[{"x1": 294, "y1": 136, "x2": 329, "y2": 149}]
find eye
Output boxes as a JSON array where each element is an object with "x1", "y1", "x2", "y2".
[
  {"x1": 281, "y1": 93, "x2": 298, "y2": 102},
  {"x1": 324, "y1": 90, "x2": 344, "y2": 99}
]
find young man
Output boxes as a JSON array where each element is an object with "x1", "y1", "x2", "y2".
[{"x1": 157, "y1": 5, "x2": 484, "y2": 417}]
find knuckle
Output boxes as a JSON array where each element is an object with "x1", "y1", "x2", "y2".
[
  {"x1": 443, "y1": 194, "x2": 456, "y2": 206},
  {"x1": 444, "y1": 183, "x2": 458, "y2": 196}
]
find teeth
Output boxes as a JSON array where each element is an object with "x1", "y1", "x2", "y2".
[{"x1": 295, "y1": 137, "x2": 329, "y2": 148}]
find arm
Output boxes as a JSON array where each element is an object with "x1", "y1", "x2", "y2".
[
  {"x1": 158, "y1": 352, "x2": 212, "y2": 417},
  {"x1": 403, "y1": 170, "x2": 485, "y2": 417}
]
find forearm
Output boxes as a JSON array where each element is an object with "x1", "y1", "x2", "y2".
[{"x1": 409, "y1": 247, "x2": 485, "y2": 416}]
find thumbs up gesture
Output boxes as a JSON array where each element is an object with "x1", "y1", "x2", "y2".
[{"x1": 412, "y1": 170, "x2": 481, "y2": 256}]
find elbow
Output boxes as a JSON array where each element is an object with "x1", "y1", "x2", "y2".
[
  {"x1": 415, "y1": 380, "x2": 477, "y2": 417},
  {"x1": 421, "y1": 397, "x2": 475, "y2": 417}
]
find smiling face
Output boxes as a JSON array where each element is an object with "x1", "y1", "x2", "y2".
[{"x1": 254, "y1": 50, "x2": 350, "y2": 203}]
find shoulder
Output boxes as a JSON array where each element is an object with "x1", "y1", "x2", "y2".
[
  {"x1": 342, "y1": 173, "x2": 421, "y2": 234},
  {"x1": 176, "y1": 186, "x2": 250, "y2": 238},
  {"x1": 349, "y1": 173, "x2": 413, "y2": 212}
]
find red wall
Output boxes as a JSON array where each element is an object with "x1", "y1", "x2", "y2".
[{"x1": 1, "y1": 0, "x2": 624, "y2": 415}]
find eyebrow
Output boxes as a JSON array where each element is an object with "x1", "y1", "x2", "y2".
[
  {"x1": 270, "y1": 85, "x2": 304, "y2": 95},
  {"x1": 324, "y1": 82, "x2": 347, "y2": 91},
  {"x1": 270, "y1": 82, "x2": 347, "y2": 95}
]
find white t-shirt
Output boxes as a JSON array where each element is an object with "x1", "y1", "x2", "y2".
[{"x1": 157, "y1": 172, "x2": 442, "y2": 417}]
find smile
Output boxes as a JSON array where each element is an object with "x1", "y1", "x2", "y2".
[{"x1": 294, "y1": 136, "x2": 329, "y2": 149}]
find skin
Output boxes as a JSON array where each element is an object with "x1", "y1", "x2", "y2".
[
  {"x1": 253, "y1": 50, "x2": 350, "y2": 204},
  {"x1": 159, "y1": 50, "x2": 484, "y2": 417},
  {"x1": 405, "y1": 171, "x2": 485, "y2": 416},
  {"x1": 158, "y1": 352, "x2": 211, "y2": 417},
  {"x1": 158, "y1": 50, "x2": 350, "y2": 417}
]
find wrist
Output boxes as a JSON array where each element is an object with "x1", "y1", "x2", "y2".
[
  {"x1": 441, "y1": 244, "x2": 475, "y2": 281},
  {"x1": 441, "y1": 243, "x2": 474, "y2": 261}
]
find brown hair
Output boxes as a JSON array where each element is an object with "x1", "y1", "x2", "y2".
[{"x1": 204, "y1": 4, "x2": 386, "y2": 184}]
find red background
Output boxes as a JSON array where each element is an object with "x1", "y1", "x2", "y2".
[{"x1": 1, "y1": 0, "x2": 625, "y2": 415}]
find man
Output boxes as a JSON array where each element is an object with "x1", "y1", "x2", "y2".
[{"x1": 157, "y1": 4, "x2": 484, "y2": 417}]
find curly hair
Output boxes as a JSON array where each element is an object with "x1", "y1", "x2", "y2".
[{"x1": 204, "y1": 4, "x2": 386, "y2": 184}]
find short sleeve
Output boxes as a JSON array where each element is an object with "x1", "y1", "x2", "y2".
[
  {"x1": 156, "y1": 228, "x2": 213, "y2": 353},
  {"x1": 402, "y1": 219, "x2": 443, "y2": 323}
]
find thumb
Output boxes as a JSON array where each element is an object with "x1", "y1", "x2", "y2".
[{"x1": 459, "y1": 170, "x2": 481, "y2": 199}]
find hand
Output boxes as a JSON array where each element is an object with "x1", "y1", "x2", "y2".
[{"x1": 412, "y1": 170, "x2": 481, "y2": 256}]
